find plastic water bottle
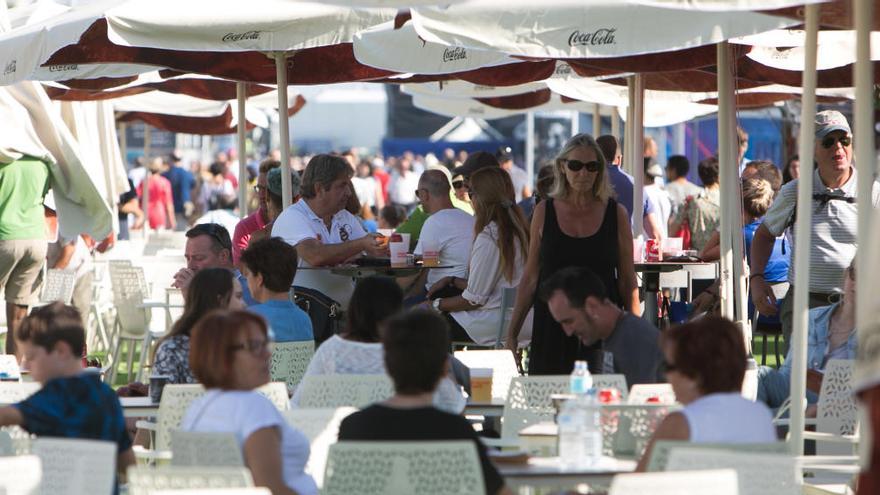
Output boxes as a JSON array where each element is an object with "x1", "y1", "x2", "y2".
[
  {"x1": 569, "y1": 360, "x2": 593, "y2": 395},
  {"x1": 557, "y1": 398, "x2": 586, "y2": 466},
  {"x1": 581, "y1": 389, "x2": 604, "y2": 466}
]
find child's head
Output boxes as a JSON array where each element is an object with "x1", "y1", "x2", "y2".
[{"x1": 16, "y1": 302, "x2": 85, "y2": 383}]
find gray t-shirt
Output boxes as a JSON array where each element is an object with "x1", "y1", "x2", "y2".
[
  {"x1": 506, "y1": 166, "x2": 530, "y2": 202},
  {"x1": 602, "y1": 313, "x2": 664, "y2": 387},
  {"x1": 665, "y1": 180, "x2": 702, "y2": 214}
]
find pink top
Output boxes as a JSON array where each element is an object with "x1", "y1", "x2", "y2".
[
  {"x1": 137, "y1": 175, "x2": 173, "y2": 229},
  {"x1": 232, "y1": 207, "x2": 267, "y2": 264}
]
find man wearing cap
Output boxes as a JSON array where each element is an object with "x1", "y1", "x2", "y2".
[
  {"x1": 161, "y1": 151, "x2": 195, "y2": 231},
  {"x1": 232, "y1": 158, "x2": 280, "y2": 266},
  {"x1": 751, "y1": 110, "x2": 880, "y2": 354},
  {"x1": 497, "y1": 147, "x2": 531, "y2": 202}
]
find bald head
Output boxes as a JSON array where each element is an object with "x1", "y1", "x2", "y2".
[{"x1": 419, "y1": 169, "x2": 451, "y2": 196}]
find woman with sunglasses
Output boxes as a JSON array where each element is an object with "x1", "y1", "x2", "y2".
[
  {"x1": 182, "y1": 310, "x2": 317, "y2": 495},
  {"x1": 636, "y1": 316, "x2": 776, "y2": 471},
  {"x1": 506, "y1": 133, "x2": 639, "y2": 375}
]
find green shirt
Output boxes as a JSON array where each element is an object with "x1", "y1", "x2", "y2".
[
  {"x1": 395, "y1": 194, "x2": 473, "y2": 250},
  {"x1": 0, "y1": 157, "x2": 49, "y2": 240}
]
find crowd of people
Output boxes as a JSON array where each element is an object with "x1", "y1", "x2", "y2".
[{"x1": 0, "y1": 107, "x2": 870, "y2": 494}]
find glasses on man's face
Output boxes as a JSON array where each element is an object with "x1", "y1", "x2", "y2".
[
  {"x1": 452, "y1": 180, "x2": 465, "y2": 190},
  {"x1": 414, "y1": 188, "x2": 426, "y2": 199},
  {"x1": 188, "y1": 223, "x2": 232, "y2": 251},
  {"x1": 230, "y1": 338, "x2": 271, "y2": 356},
  {"x1": 822, "y1": 135, "x2": 852, "y2": 149},
  {"x1": 561, "y1": 158, "x2": 601, "y2": 173}
]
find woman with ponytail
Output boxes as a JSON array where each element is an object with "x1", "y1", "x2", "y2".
[{"x1": 427, "y1": 167, "x2": 532, "y2": 346}]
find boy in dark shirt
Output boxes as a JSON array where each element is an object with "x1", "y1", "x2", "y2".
[
  {"x1": 0, "y1": 303, "x2": 134, "y2": 477},
  {"x1": 338, "y1": 310, "x2": 511, "y2": 495}
]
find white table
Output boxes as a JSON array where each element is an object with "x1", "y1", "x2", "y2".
[
  {"x1": 497, "y1": 456, "x2": 636, "y2": 489},
  {"x1": 120, "y1": 396, "x2": 159, "y2": 418}
]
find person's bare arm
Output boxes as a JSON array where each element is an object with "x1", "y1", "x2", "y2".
[
  {"x1": 643, "y1": 212, "x2": 663, "y2": 242},
  {"x1": 117, "y1": 449, "x2": 135, "y2": 480},
  {"x1": 295, "y1": 234, "x2": 385, "y2": 267},
  {"x1": 506, "y1": 201, "x2": 544, "y2": 352},
  {"x1": 165, "y1": 200, "x2": 176, "y2": 229},
  {"x1": 749, "y1": 223, "x2": 778, "y2": 315},
  {"x1": 53, "y1": 243, "x2": 76, "y2": 269},
  {"x1": 636, "y1": 411, "x2": 690, "y2": 472},
  {"x1": 616, "y1": 204, "x2": 640, "y2": 315},
  {"x1": 700, "y1": 230, "x2": 721, "y2": 262},
  {"x1": 244, "y1": 427, "x2": 298, "y2": 495},
  {"x1": 120, "y1": 198, "x2": 145, "y2": 229},
  {"x1": 0, "y1": 406, "x2": 23, "y2": 427}
]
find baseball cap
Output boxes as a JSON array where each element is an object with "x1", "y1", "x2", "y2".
[
  {"x1": 815, "y1": 110, "x2": 851, "y2": 139},
  {"x1": 267, "y1": 167, "x2": 302, "y2": 198},
  {"x1": 452, "y1": 151, "x2": 500, "y2": 178},
  {"x1": 495, "y1": 146, "x2": 513, "y2": 163}
]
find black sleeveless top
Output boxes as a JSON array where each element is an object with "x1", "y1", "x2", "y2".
[{"x1": 529, "y1": 197, "x2": 622, "y2": 375}]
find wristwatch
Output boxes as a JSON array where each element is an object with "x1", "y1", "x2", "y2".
[{"x1": 432, "y1": 298, "x2": 443, "y2": 312}]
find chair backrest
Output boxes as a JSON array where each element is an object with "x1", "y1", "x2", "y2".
[
  {"x1": 0, "y1": 455, "x2": 41, "y2": 495},
  {"x1": 453, "y1": 350, "x2": 519, "y2": 401},
  {"x1": 127, "y1": 467, "x2": 254, "y2": 495},
  {"x1": 283, "y1": 407, "x2": 357, "y2": 488},
  {"x1": 609, "y1": 469, "x2": 739, "y2": 495},
  {"x1": 170, "y1": 432, "x2": 244, "y2": 467},
  {"x1": 40, "y1": 269, "x2": 77, "y2": 305},
  {"x1": 627, "y1": 384, "x2": 676, "y2": 405},
  {"x1": 493, "y1": 287, "x2": 518, "y2": 348},
  {"x1": 647, "y1": 440, "x2": 789, "y2": 472},
  {"x1": 816, "y1": 359, "x2": 858, "y2": 456},
  {"x1": 297, "y1": 375, "x2": 393, "y2": 408},
  {"x1": 152, "y1": 490, "x2": 270, "y2": 495},
  {"x1": 155, "y1": 383, "x2": 289, "y2": 451},
  {"x1": 323, "y1": 441, "x2": 486, "y2": 495},
  {"x1": 0, "y1": 382, "x2": 41, "y2": 406},
  {"x1": 592, "y1": 374, "x2": 629, "y2": 401},
  {"x1": 666, "y1": 448, "x2": 800, "y2": 495},
  {"x1": 601, "y1": 404, "x2": 677, "y2": 459},
  {"x1": 270, "y1": 341, "x2": 315, "y2": 392},
  {"x1": 32, "y1": 438, "x2": 116, "y2": 495},
  {"x1": 110, "y1": 264, "x2": 151, "y2": 334}
]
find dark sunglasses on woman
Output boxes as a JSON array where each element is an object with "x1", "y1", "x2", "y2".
[
  {"x1": 561, "y1": 159, "x2": 601, "y2": 173},
  {"x1": 452, "y1": 180, "x2": 465, "y2": 189}
]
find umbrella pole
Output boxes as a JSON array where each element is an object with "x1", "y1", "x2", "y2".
[
  {"x1": 611, "y1": 106, "x2": 620, "y2": 140},
  {"x1": 629, "y1": 76, "x2": 645, "y2": 237},
  {"x1": 789, "y1": 4, "x2": 819, "y2": 457},
  {"x1": 275, "y1": 52, "x2": 293, "y2": 207},
  {"x1": 571, "y1": 111, "x2": 580, "y2": 135},
  {"x1": 854, "y1": 0, "x2": 874, "y2": 354},
  {"x1": 236, "y1": 82, "x2": 248, "y2": 219},
  {"x1": 716, "y1": 41, "x2": 736, "y2": 321},
  {"x1": 526, "y1": 112, "x2": 535, "y2": 186},
  {"x1": 592, "y1": 104, "x2": 600, "y2": 135},
  {"x1": 143, "y1": 124, "x2": 151, "y2": 240}
]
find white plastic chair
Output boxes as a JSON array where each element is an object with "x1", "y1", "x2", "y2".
[
  {"x1": 170, "y1": 431, "x2": 243, "y2": 467},
  {"x1": 452, "y1": 287, "x2": 517, "y2": 350},
  {"x1": 0, "y1": 455, "x2": 41, "y2": 495},
  {"x1": 0, "y1": 431, "x2": 11, "y2": 455},
  {"x1": 646, "y1": 441, "x2": 788, "y2": 472},
  {"x1": 453, "y1": 349, "x2": 519, "y2": 401},
  {"x1": 152, "y1": 490, "x2": 270, "y2": 495},
  {"x1": 666, "y1": 447, "x2": 801, "y2": 495},
  {"x1": 323, "y1": 441, "x2": 486, "y2": 495},
  {"x1": 593, "y1": 374, "x2": 629, "y2": 401},
  {"x1": 32, "y1": 438, "x2": 116, "y2": 495},
  {"x1": 269, "y1": 341, "x2": 315, "y2": 392},
  {"x1": 627, "y1": 384, "x2": 676, "y2": 405},
  {"x1": 609, "y1": 469, "x2": 739, "y2": 495},
  {"x1": 107, "y1": 264, "x2": 154, "y2": 384},
  {"x1": 36, "y1": 269, "x2": 76, "y2": 306},
  {"x1": 283, "y1": 407, "x2": 356, "y2": 488},
  {"x1": 126, "y1": 466, "x2": 254, "y2": 495},
  {"x1": 297, "y1": 375, "x2": 393, "y2": 408}
]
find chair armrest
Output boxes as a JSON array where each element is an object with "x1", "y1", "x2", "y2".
[
  {"x1": 773, "y1": 418, "x2": 818, "y2": 427},
  {"x1": 797, "y1": 455, "x2": 860, "y2": 465},
  {"x1": 132, "y1": 445, "x2": 173, "y2": 461},
  {"x1": 135, "y1": 420, "x2": 157, "y2": 432},
  {"x1": 801, "y1": 431, "x2": 859, "y2": 444},
  {"x1": 480, "y1": 438, "x2": 522, "y2": 449}
]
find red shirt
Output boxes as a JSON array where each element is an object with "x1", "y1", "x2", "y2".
[
  {"x1": 137, "y1": 175, "x2": 173, "y2": 229},
  {"x1": 232, "y1": 207, "x2": 267, "y2": 265},
  {"x1": 372, "y1": 168, "x2": 390, "y2": 203}
]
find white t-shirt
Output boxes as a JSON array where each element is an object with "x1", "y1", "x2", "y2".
[
  {"x1": 681, "y1": 392, "x2": 775, "y2": 443},
  {"x1": 181, "y1": 389, "x2": 318, "y2": 495},
  {"x1": 351, "y1": 176, "x2": 377, "y2": 209},
  {"x1": 451, "y1": 222, "x2": 532, "y2": 346},
  {"x1": 644, "y1": 185, "x2": 672, "y2": 239},
  {"x1": 414, "y1": 208, "x2": 475, "y2": 290},
  {"x1": 272, "y1": 200, "x2": 367, "y2": 306},
  {"x1": 289, "y1": 335, "x2": 466, "y2": 414},
  {"x1": 387, "y1": 170, "x2": 421, "y2": 205}
]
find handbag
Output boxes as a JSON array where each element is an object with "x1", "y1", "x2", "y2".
[
  {"x1": 292, "y1": 286, "x2": 344, "y2": 345},
  {"x1": 673, "y1": 196, "x2": 694, "y2": 250}
]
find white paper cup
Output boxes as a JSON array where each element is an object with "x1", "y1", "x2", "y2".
[
  {"x1": 390, "y1": 242, "x2": 408, "y2": 267},
  {"x1": 470, "y1": 368, "x2": 493, "y2": 402},
  {"x1": 397, "y1": 232, "x2": 411, "y2": 251}
]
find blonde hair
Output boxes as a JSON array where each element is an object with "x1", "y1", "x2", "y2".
[
  {"x1": 741, "y1": 178, "x2": 773, "y2": 218},
  {"x1": 550, "y1": 133, "x2": 611, "y2": 204},
  {"x1": 469, "y1": 167, "x2": 530, "y2": 282}
]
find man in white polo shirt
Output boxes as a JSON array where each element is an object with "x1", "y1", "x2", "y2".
[
  {"x1": 272, "y1": 154, "x2": 386, "y2": 308},
  {"x1": 751, "y1": 110, "x2": 880, "y2": 354}
]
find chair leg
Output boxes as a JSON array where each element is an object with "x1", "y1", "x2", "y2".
[
  {"x1": 105, "y1": 324, "x2": 121, "y2": 385},
  {"x1": 125, "y1": 338, "x2": 136, "y2": 384},
  {"x1": 774, "y1": 334, "x2": 783, "y2": 369},
  {"x1": 136, "y1": 333, "x2": 153, "y2": 383},
  {"x1": 760, "y1": 334, "x2": 768, "y2": 366}
]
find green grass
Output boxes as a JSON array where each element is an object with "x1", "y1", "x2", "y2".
[{"x1": 752, "y1": 332, "x2": 785, "y2": 369}]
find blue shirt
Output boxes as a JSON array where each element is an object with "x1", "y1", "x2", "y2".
[
  {"x1": 606, "y1": 165, "x2": 652, "y2": 220},
  {"x1": 744, "y1": 219, "x2": 789, "y2": 283},
  {"x1": 235, "y1": 270, "x2": 258, "y2": 307},
  {"x1": 162, "y1": 166, "x2": 195, "y2": 213},
  {"x1": 15, "y1": 372, "x2": 132, "y2": 453},
  {"x1": 249, "y1": 299, "x2": 314, "y2": 343},
  {"x1": 779, "y1": 303, "x2": 857, "y2": 380}
]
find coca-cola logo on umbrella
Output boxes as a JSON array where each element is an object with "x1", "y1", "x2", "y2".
[
  {"x1": 48, "y1": 64, "x2": 79, "y2": 73},
  {"x1": 222, "y1": 31, "x2": 262, "y2": 43},
  {"x1": 568, "y1": 28, "x2": 617, "y2": 47},
  {"x1": 442, "y1": 47, "x2": 468, "y2": 63}
]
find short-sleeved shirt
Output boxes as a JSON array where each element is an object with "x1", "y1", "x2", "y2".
[
  {"x1": 249, "y1": 299, "x2": 314, "y2": 342},
  {"x1": 414, "y1": 208, "x2": 475, "y2": 289},
  {"x1": 181, "y1": 390, "x2": 317, "y2": 495},
  {"x1": 14, "y1": 373, "x2": 132, "y2": 453},
  {"x1": 396, "y1": 195, "x2": 474, "y2": 248},
  {"x1": 153, "y1": 334, "x2": 197, "y2": 384},
  {"x1": 743, "y1": 219, "x2": 788, "y2": 283},
  {"x1": 338, "y1": 404, "x2": 504, "y2": 495},
  {"x1": 162, "y1": 166, "x2": 195, "y2": 213},
  {"x1": 761, "y1": 167, "x2": 880, "y2": 293},
  {"x1": 0, "y1": 156, "x2": 49, "y2": 240},
  {"x1": 507, "y1": 165, "x2": 530, "y2": 202},
  {"x1": 137, "y1": 175, "x2": 174, "y2": 229},
  {"x1": 602, "y1": 313, "x2": 664, "y2": 387},
  {"x1": 606, "y1": 165, "x2": 652, "y2": 222},
  {"x1": 232, "y1": 208, "x2": 267, "y2": 265},
  {"x1": 665, "y1": 180, "x2": 702, "y2": 214},
  {"x1": 271, "y1": 200, "x2": 367, "y2": 306}
]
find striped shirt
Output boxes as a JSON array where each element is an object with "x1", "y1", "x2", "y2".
[{"x1": 762, "y1": 167, "x2": 880, "y2": 293}]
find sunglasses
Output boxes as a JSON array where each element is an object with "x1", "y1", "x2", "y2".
[
  {"x1": 561, "y1": 159, "x2": 601, "y2": 173},
  {"x1": 452, "y1": 180, "x2": 465, "y2": 189},
  {"x1": 821, "y1": 135, "x2": 852, "y2": 149},
  {"x1": 187, "y1": 223, "x2": 232, "y2": 250}
]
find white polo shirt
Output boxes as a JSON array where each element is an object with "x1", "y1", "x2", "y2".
[{"x1": 272, "y1": 199, "x2": 366, "y2": 306}]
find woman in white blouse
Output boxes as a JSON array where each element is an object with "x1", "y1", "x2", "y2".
[
  {"x1": 428, "y1": 167, "x2": 532, "y2": 346},
  {"x1": 290, "y1": 277, "x2": 466, "y2": 413}
]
